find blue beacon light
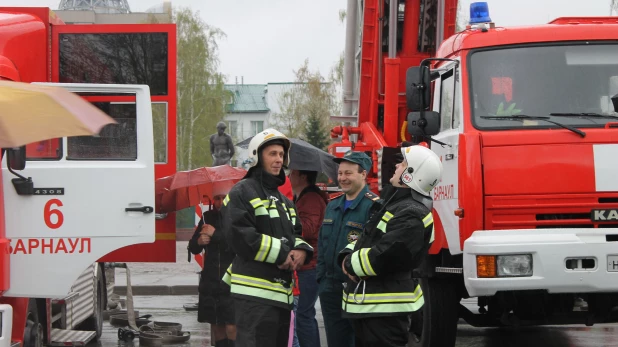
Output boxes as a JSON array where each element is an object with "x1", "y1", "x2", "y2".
[{"x1": 469, "y1": 2, "x2": 492, "y2": 25}]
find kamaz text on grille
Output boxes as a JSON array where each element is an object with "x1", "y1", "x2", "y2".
[{"x1": 592, "y1": 209, "x2": 618, "y2": 221}]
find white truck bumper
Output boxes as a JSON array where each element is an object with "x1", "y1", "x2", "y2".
[
  {"x1": 0, "y1": 304, "x2": 13, "y2": 347},
  {"x1": 463, "y1": 229, "x2": 618, "y2": 297}
]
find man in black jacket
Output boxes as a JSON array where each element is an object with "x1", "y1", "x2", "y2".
[
  {"x1": 188, "y1": 194, "x2": 236, "y2": 347},
  {"x1": 221, "y1": 128, "x2": 314, "y2": 347},
  {"x1": 338, "y1": 145, "x2": 443, "y2": 347}
]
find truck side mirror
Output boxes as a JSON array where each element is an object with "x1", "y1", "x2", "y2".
[
  {"x1": 7, "y1": 146, "x2": 26, "y2": 170},
  {"x1": 406, "y1": 66, "x2": 431, "y2": 110},
  {"x1": 407, "y1": 111, "x2": 441, "y2": 137}
]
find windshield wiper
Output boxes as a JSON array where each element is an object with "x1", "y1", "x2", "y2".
[
  {"x1": 480, "y1": 115, "x2": 586, "y2": 138},
  {"x1": 550, "y1": 112, "x2": 618, "y2": 120}
]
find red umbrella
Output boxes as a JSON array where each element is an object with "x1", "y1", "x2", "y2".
[{"x1": 155, "y1": 165, "x2": 246, "y2": 213}]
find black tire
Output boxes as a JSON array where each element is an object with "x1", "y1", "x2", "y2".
[
  {"x1": 408, "y1": 278, "x2": 460, "y2": 347},
  {"x1": 79, "y1": 268, "x2": 104, "y2": 339},
  {"x1": 23, "y1": 299, "x2": 44, "y2": 347}
]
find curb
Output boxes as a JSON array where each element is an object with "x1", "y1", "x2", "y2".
[{"x1": 114, "y1": 285, "x2": 198, "y2": 296}]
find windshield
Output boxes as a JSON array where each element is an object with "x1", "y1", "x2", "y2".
[{"x1": 470, "y1": 43, "x2": 618, "y2": 129}]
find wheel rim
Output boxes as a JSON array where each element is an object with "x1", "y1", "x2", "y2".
[
  {"x1": 24, "y1": 317, "x2": 43, "y2": 347},
  {"x1": 34, "y1": 322, "x2": 44, "y2": 347}
]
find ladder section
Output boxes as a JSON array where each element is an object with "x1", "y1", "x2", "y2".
[{"x1": 358, "y1": 0, "x2": 379, "y2": 125}]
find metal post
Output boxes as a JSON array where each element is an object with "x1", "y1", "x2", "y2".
[
  {"x1": 342, "y1": 0, "x2": 359, "y2": 120},
  {"x1": 384, "y1": 0, "x2": 400, "y2": 146},
  {"x1": 436, "y1": 0, "x2": 446, "y2": 51},
  {"x1": 388, "y1": 0, "x2": 398, "y2": 58}
]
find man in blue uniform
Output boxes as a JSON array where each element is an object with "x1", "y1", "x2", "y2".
[{"x1": 316, "y1": 151, "x2": 379, "y2": 347}]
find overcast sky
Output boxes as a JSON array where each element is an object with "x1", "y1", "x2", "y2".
[{"x1": 6, "y1": 0, "x2": 612, "y2": 84}]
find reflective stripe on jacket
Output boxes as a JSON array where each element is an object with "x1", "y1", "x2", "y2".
[
  {"x1": 338, "y1": 187, "x2": 434, "y2": 318},
  {"x1": 221, "y1": 172, "x2": 313, "y2": 309}
]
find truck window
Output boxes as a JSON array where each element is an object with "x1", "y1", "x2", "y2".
[
  {"x1": 152, "y1": 102, "x2": 167, "y2": 163},
  {"x1": 25, "y1": 102, "x2": 166, "y2": 162},
  {"x1": 471, "y1": 43, "x2": 618, "y2": 130},
  {"x1": 453, "y1": 70, "x2": 461, "y2": 129},
  {"x1": 26, "y1": 138, "x2": 62, "y2": 160},
  {"x1": 67, "y1": 102, "x2": 137, "y2": 160},
  {"x1": 440, "y1": 69, "x2": 455, "y2": 131},
  {"x1": 59, "y1": 33, "x2": 168, "y2": 96}
]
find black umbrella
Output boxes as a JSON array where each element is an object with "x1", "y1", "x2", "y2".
[
  {"x1": 235, "y1": 136, "x2": 338, "y2": 183},
  {"x1": 235, "y1": 136, "x2": 252, "y2": 149}
]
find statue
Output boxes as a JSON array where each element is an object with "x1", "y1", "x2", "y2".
[{"x1": 209, "y1": 121, "x2": 235, "y2": 166}]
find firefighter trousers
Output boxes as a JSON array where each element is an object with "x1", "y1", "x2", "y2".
[
  {"x1": 352, "y1": 315, "x2": 410, "y2": 347},
  {"x1": 234, "y1": 298, "x2": 291, "y2": 347}
]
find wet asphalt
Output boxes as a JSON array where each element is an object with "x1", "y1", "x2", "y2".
[
  {"x1": 89, "y1": 295, "x2": 618, "y2": 347},
  {"x1": 88, "y1": 243, "x2": 618, "y2": 347}
]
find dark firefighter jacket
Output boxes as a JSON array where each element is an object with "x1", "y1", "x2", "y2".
[
  {"x1": 220, "y1": 167, "x2": 314, "y2": 310},
  {"x1": 188, "y1": 209, "x2": 235, "y2": 297},
  {"x1": 337, "y1": 186, "x2": 434, "y2": 318}
]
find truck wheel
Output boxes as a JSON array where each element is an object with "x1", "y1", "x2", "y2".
[
  {"x1": 408, "y1": 278, "x2": 459, "y2": 347},
  {"x1": 79, "y1": 269, "x2": 104, "y2": 339},
  {"x1": 23, "y1": 299, "x2": 44, "y2": 347}
]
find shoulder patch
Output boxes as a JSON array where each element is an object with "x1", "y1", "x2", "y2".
[{"x1": 364, "y1": 191, "x2": 380, "y2": 202}]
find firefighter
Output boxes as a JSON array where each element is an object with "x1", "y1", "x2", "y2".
[
  {"x1": 220, "y1": 128, "x2": 314, "y2": 347},
  {"x1": 316, "y1": 151, "x2": 378, "y2": 347},
  {"x1": 338, "y1": 145, "x2": 443, "y2": 347}
]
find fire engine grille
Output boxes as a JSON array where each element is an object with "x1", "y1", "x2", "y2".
[{"x1": 486, "y1": 194, "x2": 618, "y2": 230}]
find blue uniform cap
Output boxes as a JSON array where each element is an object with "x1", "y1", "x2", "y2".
[{"x1": 333, "y1": 151, "x2": 372, "y2": 172}]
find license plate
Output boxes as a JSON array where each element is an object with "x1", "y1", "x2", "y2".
[{"x1": 608, "y1": 255, "x2": 618, "y2": 272}]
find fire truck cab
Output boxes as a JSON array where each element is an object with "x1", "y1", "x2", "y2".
[
  {"x1": 0, "y1": 7, "x2": 177, "y2": 347},
  {"x1": 330, "y1": 1, "x2": 618, "y2": 346}
]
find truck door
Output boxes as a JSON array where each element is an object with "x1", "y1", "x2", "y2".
[
  {"x1": 1, "y1": 83, "x2": 155, "y2": 298},
  {"x1": 431, "y1": 63, "x2": 463, "y2": 256},
  {"x1": 51, "y1": 24, "x2": 177, "y2": 263}
]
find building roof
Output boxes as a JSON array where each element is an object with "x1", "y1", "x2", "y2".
[{"x1": 225, "y1": 84, "x2": 269, "y2": 113}]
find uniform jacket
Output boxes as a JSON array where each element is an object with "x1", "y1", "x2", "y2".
[
  {"x1": 316, "y1": 185, "x2": 379, "y2": 288},
  {"x1": 188, "y1": 209, "x2": 235, "y2": 297},
  {"x1": 221, "y1": 167, "x2": 314, "y2": 309},
  {"x1": 338, "y1": 186, "x2": 434, "y2": 318}
]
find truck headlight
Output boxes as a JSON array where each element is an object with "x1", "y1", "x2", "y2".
[
  {"x1": 497, "y1": 254, "x2": 533, "y2": 277},
  {"x1": 477, "y1": 254, "x2": 533, "y2": 278}
]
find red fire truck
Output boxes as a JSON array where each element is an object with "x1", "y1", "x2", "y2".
[
  {"x1": 0, "y1": 7, "x2": 177, "y2": 347},
  {"x1": 329, "y1": 1, "x2": 618, "y2": 346}
]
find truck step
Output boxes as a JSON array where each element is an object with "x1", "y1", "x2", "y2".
[
  {"x1": 51, "y1": 292, "x2": 79, "y2": 305},
  {"x1": 49, "y1": 329, "x2": 96, "y2": 347}
]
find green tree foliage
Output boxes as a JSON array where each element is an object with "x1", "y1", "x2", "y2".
[
  {"x1": 271, "y1": 60, "x2": 338, "y2": 149},
  {"x1": 305, "y1": 112, "x2": 330, "y2": 150},
  {"x1": 175, "y1": 7, "x2": 230, "y2": 170}
]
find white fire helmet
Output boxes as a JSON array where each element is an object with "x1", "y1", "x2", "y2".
[
  {"x1": 399, "y1": 145, "x2": 443, "y2": 196},
  {"x1": 246, "y1": 128, "x2": 291, "y2": 169}
]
